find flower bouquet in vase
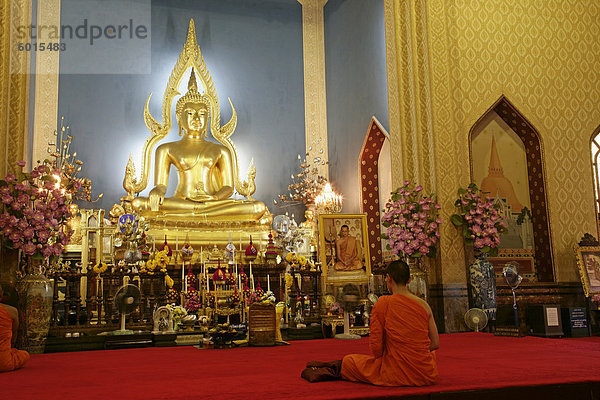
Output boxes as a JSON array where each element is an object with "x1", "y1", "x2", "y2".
[
  {"x1": 0, "y1": 121, "x2": 100, "y2": 352},
  {"x1": 381, "y1": 181, "x2": 442, "y2": 300},
  {"x1": 451, "y1": 183, "x2": 507, "y2": 322}
]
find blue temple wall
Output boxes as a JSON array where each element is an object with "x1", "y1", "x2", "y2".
[
  {"x1": 325, "y1": 0, "x2": 388, "y2": 214},
  {"x1": 57, "y1": 0, "x2": 305, "y2": 216},
  {"x1": 55, "y1": 0, "x2": 388, "y2": 220}
]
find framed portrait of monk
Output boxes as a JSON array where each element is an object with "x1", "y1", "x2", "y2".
[
  {"x1": 318, "y1": 213, "x2": 371, "y2": 287},
  {"x1": 574, "y1": 245, "x2": 600, "y2": 297}
]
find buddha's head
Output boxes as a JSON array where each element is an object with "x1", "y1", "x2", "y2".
[
  {"x1": 68, "y1": 203, "x2": 79, "y2": 218},
  {"x1": 176, "y1": 68, "x2": 211, "y2": 138},
  {"x1": 304, "y1": 209, "x2": 314, "y2": 222}
]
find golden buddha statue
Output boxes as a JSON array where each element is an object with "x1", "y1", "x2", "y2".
[
  {"x1": 123, "y1": 19, "x2": 270, "y2": 226},
  {"x1": 65, "y1": 203, "x2": 83, "y2": 246}
]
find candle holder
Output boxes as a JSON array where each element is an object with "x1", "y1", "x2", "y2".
[{"x1": 315, "y1": 183, "x2": 343, "y2": 214}]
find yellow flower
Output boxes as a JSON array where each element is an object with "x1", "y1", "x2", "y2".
[{"x1": 284, "y1": 273, "x2": 294, "y2": 290}]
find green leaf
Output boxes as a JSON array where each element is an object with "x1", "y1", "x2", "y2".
[
  {"x1": 489, "y1": 247, "x2": 499, "y2": 257},
  {"x1": 481, "y1": 245, "x2": 491, "y2": 253},
  {"x1": 386, "y1": 244, "x2": 391, "y2": 250},
  {"x1": 427, "y1": 247, "x2": 437, "y2": 258},
  {"x1": 462, "y1": 226, "x2": 471, "y2": 238},
  {"x1": 468, "y1": 183, "x2": 478, "y2": 190},
  {"x1": 41, "y1": 175, "x2": 53, "y2": 181},
  {"x1": 381, "y1": 233, "x2": 389, "y2": 239},
  {"x1": 458, "y1": 188, "x2": 467, "y2": 195},
  {"x1": 464, "y1": 238, "x2": 474, "y2": 246},
  {"x1": 450, "y1": 214, "x2": 463, "y2": 226},
  {"x1": 382, "y1": 221, "x2": 390, "y2": 228},
  {"x1": 412, "y1": 252, "x2": 422, "y2": 258}
]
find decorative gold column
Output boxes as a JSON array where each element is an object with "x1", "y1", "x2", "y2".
[
  {"x1": 384, "y1": 0, "x2": 468, "y2": 332},
  {"x1": 384, "y1": 0, "x2": 436, "y2": 191},
  {"x1": 32, "y1": 0, "x2": 61, "y2": 164},
  {"x1": 0, "y1": 0, "x2": 32, "y2": 176},
  {"x1": 297, "y1": 0, "x2": 329, "y2": 179}
]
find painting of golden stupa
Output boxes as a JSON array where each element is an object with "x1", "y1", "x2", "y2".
[
  {"x1": 480, "y1": 135, "x2": 523, "y2": 213},
  {"x1": 471, "y1": 112, "x2": 534, "y2": 250}
]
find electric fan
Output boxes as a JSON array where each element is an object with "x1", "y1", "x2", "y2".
[
  {"x1": 503, "y1": 262, "x2": 523, "y2": 328},
  {"x1": 112, "y1": 284, "x2": 141, "y2": 335},
  {"x1": 335, "y1": 284, "x2": 362, "y2": 340},
  {"x1": 464, "y1": 308, "x2": 488, "y2": 332}
]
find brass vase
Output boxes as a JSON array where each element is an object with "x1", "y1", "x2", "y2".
[{"x1": 17, "y1": 257, "x2": 53, "y2": 354}]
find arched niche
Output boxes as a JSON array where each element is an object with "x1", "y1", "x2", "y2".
[
  {"x1": 590, "y1": 126, "x2": 600, "y2": 235},
  {"x1": 469, "y1": 96, "x2": 554, "y2": 282},
  {"x1": 359, "y1": 117, "x2": 391, "y2": 266}
]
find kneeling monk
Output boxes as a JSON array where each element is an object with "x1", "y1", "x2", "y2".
[
  {"x1": 302, "y1": 260, "x2": 439, "y2": 386},
  {"x1": 0, "y1": 286, "x2": 30, "y2": 372}
]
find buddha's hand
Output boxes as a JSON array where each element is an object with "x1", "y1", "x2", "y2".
[{"x1": 149, "y1": 185, "x2": 167, "y2": 211}]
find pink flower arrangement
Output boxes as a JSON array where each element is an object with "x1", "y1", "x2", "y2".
[
  {"x1": 0, "y1": 160, "x2": 76, "y2": 259},
  {"x1": 382, "y1": 181, "x2": 442, "y2": 259},
  {"x1": 184, "y1": 289, "x2": 201, "y2": 314},
  {"x1": 451, "y1": 183, "x2": 507, "y2": 256}
]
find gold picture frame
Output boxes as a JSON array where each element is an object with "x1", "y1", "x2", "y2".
[
  {"x1": 318, "y1": 213, "x2": 371, "y2": 286},
  {"x1": 574, "y1": 245, "x2": 600, "y2": 297}
]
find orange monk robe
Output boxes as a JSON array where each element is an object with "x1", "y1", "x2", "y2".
[
  {"x1": 0, "y1": 306, "x2": 30, "y2": 372},
  {"x1": 334, "y1": 236, "x2": 362, "y2": 271},
  {"x1": 341, "y1": 294, "x2": 437, "y2": 386}
]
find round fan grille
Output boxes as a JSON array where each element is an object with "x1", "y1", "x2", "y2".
[
  {"x1": 114, "y1": 284, "x2": 141, "y2": 315},
  {"x1": 464, "y1": 308, "x2": 488, "y2": 332},
  {"x1": 336, "y1": 284, "x2": 361, "y2": 310}
]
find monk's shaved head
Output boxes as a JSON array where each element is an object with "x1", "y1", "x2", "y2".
[{"x1": 386, "y1": 259, "x2": 410, "y2": 285}]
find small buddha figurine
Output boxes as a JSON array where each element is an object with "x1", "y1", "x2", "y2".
[
  {"x1": 131, "y1": 69, "x2": 269, "y2": 222},
  {"x1": 66, "y1": 204, "x2": 82, "y2": 245}
]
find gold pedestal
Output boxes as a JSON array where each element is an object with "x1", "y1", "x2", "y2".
[{"x1": 144, "y1": 216, "x2": 271, "y2": 250}]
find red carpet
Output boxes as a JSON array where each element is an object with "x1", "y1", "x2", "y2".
[{"x1": 1, "y1": 333, "x2": 599, "y2": 400}]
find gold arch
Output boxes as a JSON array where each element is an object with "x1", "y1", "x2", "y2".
[{"x1": 123, "y1": 19, "x2": 255, "y2": 199}]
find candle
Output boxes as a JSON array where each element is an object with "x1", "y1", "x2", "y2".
[
  {"x1": 297, "y1": 273, "x2": 301, "y2": 292},
  {"x1": 267, "y1": 274, "x2": 270, "y2": 292},
  {"x1": 249, "y1": 261, "x2": 253, "y2": 278},
  {"x1": 206, "y1": 269, "x2": 209, "y2": 293},
  {"x1": 251, "y1": 274, "x2": 255, "y2": 291},
  {"x1": 153, "y1": 237, "x2": 156, "y2": 251},
  {"x1": 238, "y1": 275, "x2": 242, "y2": 292}
]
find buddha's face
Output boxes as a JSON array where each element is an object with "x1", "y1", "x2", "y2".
[
  {"x1": 68, "y1": 203, "x2": 79, "y2": 217},
  {"x1": 180, "y1": 101, "x2": 208, "y2": 136}
]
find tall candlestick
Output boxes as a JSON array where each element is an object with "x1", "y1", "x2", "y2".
[
  {"x1": 267, "y1": 274, "x2": 270, "y2": 292},
  {"x1": 251, "y1": 274, "x2": 255, "y2": 291},
  {"x1": 249, "y1": 261, "x2": 253, "y2": 278}
]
